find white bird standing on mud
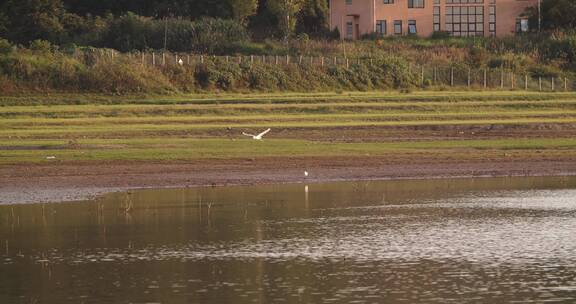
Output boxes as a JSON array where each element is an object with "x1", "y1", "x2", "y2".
[{"x1": 242, "y1": 128, "x2": 271, "y2": 140}]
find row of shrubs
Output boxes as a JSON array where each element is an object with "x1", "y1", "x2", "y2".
[
  {"x1": 0, "y1": 46, "x2": 418, "y2": 94},
  {"x1": 1, "y1": 13, "x2": 252, "y2": 54},
  {"x1": 1, "y1": 36, "x2": 574, "y2": 94},
  {"x1": 346, "y1": 32, "x2": 576, "y2": 73},
  {"x1": 101, "y1": 14, "x2": 251, "y2": 53}
]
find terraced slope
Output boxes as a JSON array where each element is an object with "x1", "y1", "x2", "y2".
[{"x1": 1, "y1": 91, "x2": 576, "y2": 164}]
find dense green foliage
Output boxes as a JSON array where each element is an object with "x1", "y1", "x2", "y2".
[
  {"x1": 0, "y1": 0, "x2": 329, "y2": 46},
  {"x1": 525, "y1": 0, "x2": 576, "y2": 30},
  {"x1": 102, "y1": 14, "x2": 250, "y2": 53}
]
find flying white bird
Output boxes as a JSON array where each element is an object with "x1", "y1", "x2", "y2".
[{"x1": 242, "y1": 128, "x2": 271, "y2": 140}]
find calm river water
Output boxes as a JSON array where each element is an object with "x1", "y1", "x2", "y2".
[{"x1": 1, "y1": 176, "x2": 576, "y2": 303}]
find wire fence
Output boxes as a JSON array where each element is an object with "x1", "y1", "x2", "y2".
[{"x1": 74, "y1": 49, "x2": 576, "y2": 92}]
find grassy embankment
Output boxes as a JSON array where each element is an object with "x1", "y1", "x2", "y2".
[
  {"x1": 1, "y1": 91, "x2": 576, "y2": 165},
  {"x1": 2, "y1": 36, "x2": 575, "y2": 94}
]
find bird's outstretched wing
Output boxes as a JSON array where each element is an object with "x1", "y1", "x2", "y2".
[
  {"x1": 242, "y1": 132, "x2": 255, "y2": 137},
  {"x1": 257, "y1": 128, "x2": 271, "y2": 137}
]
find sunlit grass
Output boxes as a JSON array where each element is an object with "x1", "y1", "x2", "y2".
[
  {"x1": 2, "y1": 117, "x2": 576, "y2": 139},
  {"x1": 2, "y1": 110, "x2": 576, "y2": 128},
  {"x1": 1, "y1": 138, "x2": 576, "y2": 164},
  {"x1": 1, "y1": 91, "x2": 575, "y2": 164},
  {"x1": 2, "y1": 91, "x2": 576, "y2": 106}
]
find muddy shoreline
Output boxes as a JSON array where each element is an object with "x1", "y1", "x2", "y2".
[{"x1": 1, "y1": 157, "x2": 575, "y2": 204}]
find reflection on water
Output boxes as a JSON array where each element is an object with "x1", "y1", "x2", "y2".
[{"x1": 1, "y1": 176, "x2": 576, "y2": 303}]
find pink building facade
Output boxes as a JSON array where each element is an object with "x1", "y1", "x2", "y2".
[{"x1": 329, "y1": 0, "x2": 537, "y2": 39}]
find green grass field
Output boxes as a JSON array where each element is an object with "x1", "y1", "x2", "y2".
[{"x1": 1, "y1": 91, "x2": 576, "y2": 164}]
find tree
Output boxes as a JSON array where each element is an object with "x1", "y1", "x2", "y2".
[
  {"x1": 229, "y1": 0, "x2": 258, "y2": 25},
  {"x1": 267, "y1": 0, "x2": 304, "y2": 40},
  {"x1": 526, "y1": 0, "x2": 576, "y2": 30},
  {"x1": 298, "y1": 0, "x2": 328, "y2": 35},
  {"x1": 0, "y1": 0, "x2": 74, "y2": 43},
  {"x1": 0, "y1": 12, "x2": 8, "y2": 37},
  {"x1": 62, "y1": 0, "x2": 234, "y2": 20}
]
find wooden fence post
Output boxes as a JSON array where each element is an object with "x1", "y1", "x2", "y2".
[
  {"x1": 450, "y1": 67, "x2": 454, "y2": 87},
  {"x1": 421, "y1": 66, "x2": 425, "y2": 86},
  {"x1": 500, "y1": 68, "x2": 504, "y2": 89},
  {"x1": 433, "y1": 67, "x2": 437, "y2": 84},
  {"x1": 467, "y1": 68, "x2": 471, "y2": 88},
  {"x1": 187, "y1": 55, "x2": 190, "y2": 65},
  {"x1": 551, "y1": 77, "x2": 555, "y2": 91},
  {"x1": 321, "y1": 56, "x2": 324, "y2": 67},
  {"x1": 286, "y1": 55, "x2": 290, "y2": 65},
  {"x1": 152, "y1": 52, "x2": 156, "y2": 65},
  {"x1": 346, "y1": 57, "x2": 349, "y2": 69},
  {"x1": 565, "y1": 77, "x2": 568, "y2": 91},
  {"x1": 162, "y1": 52, "x2": 166, "y2": 66},
  {"x1": 333, "y1": 57, "x2": 337, "y2": 65},
  {"x1": 275, "y1": 55, "x2": 278, "y2": 65},
  {"x1": 483, "y1": 69, "x2": 487, "y2": 89},
  {"x1": 511, "y1": 73, "x2": 515, "y2": 89},
  {"x1": 539, "y1": 77, "x2": 542, "y2": 91},
  {"x1": 525, "y1": 74, "x2": 528, "y2": 90},
  {"x1": 141, "y1": 52, "x2": 145, "y2": 65},
  {"x1": 298, "y1": 55, "x2": 303, "y2": 65}
]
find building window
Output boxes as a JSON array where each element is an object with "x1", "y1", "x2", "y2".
[
  {"x1": 520, "y1": 18, "x2": 528, "y2": 32},
  {"x1": 445, "y1": 6, "x2": 484, "y2": 37},
  {"x1": 489, "y1": 5, "x2": 496, "y2": 36},
  {"x1": 346, "y1": 22, "x2": 353, "y2": 38},
  {"x1": 515, "y1": 18, "x2": 528, "y2": 33},
  {"x1": 447, "y1": 0, "x2": 484, "y2": 3},
  {"x1": 346, "y1": 0, "x2": 352, "y2": 5},
  {"x1": 433, "y1": 6, "x2": 441, "y2": 31},
  {"x1": 376, "y1": 20, "x2": 387, "y2": 35},
  {"x1": 383, "y1": 0, "x2": 394, "y2": 3},
  {"x1": 394, "y1": 20, "x2": 402, "y2": 35},
  {"x1": 408, "y1": 20, "x2": 417, "y2": 34},
  {"x1": 434, "y1": 0, "x2": 440, "y2": 4},
  {"x1": 408, "y1": 0, "x2": 425, "y2": 8}
]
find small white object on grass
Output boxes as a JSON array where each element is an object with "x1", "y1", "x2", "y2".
[
  {"x1": 242, "y1": 128, "x2": 271, "y2": 140},
  {"x1": 46, "y1": 156, "x2": 56, "y2": 160}
]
